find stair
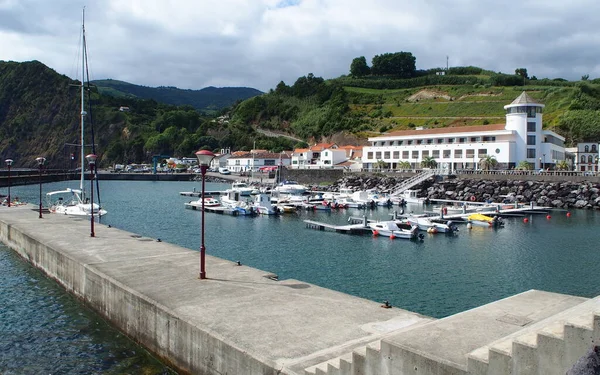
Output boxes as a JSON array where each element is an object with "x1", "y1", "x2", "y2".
[
  {"x1": 390, "y1": 170, "x2": 436, "y2": 196},
  {"x1": 467, "y1": 295, "x2": 600, "y2": 374}
]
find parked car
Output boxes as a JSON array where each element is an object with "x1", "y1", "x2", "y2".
[{"x1": 218, "y1": 167, "x2": 231, "y2": 175}]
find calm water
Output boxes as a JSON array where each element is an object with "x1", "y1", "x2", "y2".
[{"x1": 3, "y1": 179, "x2": 600, "y2": 373}]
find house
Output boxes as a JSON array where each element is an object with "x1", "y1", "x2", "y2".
[
  {"x1": 316, "y1": 148, "x2": 347, "y2": 167},
  {"x1": 362, "y1": 92, "x2": 566, "y2": 171},
  {"x1": 573, "y1": 143, "x2": 600, "y2": 172},
  {"x1": 226, "y1": 152, "x2": 291, "y2": 173}
]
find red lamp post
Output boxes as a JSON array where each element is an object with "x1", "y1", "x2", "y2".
[
  {"x1": 35, "y1": 157, "x2": 46, "y2": 218},
  {"x1": 86, "y1": 154, "x2": 97, "y2": 237},
  {"x1": 195, "y1": 150, "x2": 216, "y2": 279},
  {"x1": 5, "y1": 159, "x2": 13, "y2": 207}
]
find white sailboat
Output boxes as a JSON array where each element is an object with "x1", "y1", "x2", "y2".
[{"x1": 47, "y1": 9, "x2": 107, "y2": 217}]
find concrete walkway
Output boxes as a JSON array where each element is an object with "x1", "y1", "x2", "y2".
[{"x1": 0, "y1": 204, "x2": 432, "y2": 374}]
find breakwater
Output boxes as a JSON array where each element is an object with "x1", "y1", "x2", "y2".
[{"x1": 327, "y1": 175, "x2": 600, "y2": 209}]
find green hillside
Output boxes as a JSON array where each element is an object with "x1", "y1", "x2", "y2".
[
  {"x1": 92, "y1": 79, "x2": 262, "y2": 114},
  {"x1": 0, "y1": 61, "x2": 294, "y2": 169},
  {"x1": 229, "y1": 73, "x2": 600, "y2": 146}
]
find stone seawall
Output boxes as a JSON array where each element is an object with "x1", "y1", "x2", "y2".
[{"x1": 328, "y1": 175, "x2": 600, "y2": 209}]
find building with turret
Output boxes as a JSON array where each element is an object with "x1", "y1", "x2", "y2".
[{"x1": 362, "y1": 92, "x2": 565, "y2": 171}]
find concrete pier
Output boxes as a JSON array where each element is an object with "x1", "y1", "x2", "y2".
[{"x1": 1, "y1": 204, "x2": 597, "y2": 375}]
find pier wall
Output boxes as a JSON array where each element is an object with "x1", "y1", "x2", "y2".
[{"x1": 282, "y1": 168, "x2": 344, "y2": 184}]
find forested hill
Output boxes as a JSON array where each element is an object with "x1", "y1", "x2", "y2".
[
  {"x1": 0, "y1": 60, "x2": 296, "y2": 169},
  {"x1": 92, "y1": 79, "x2": 262, "y2": 113}
]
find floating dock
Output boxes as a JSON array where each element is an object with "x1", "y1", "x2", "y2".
[
  {"x1": 180, "y1": 190, "x2": 222, "y2": 197},
  {"x1": 184, "y1": 202, "x2": 242, "y2": 216},
  {"x1": 304, "y1": 219, "x2": 371, "y2": 234}
]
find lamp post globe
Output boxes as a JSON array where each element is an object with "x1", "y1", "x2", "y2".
[
  {"x1": 85, "y1": 154, "x2": 97, "y2": 237},
  {"x1": 35, "y1": 157, "x2": 46, "y2": 218},
  {"x1": 5, "y1": 159, "x2": 13, "y2": 207},
  {"x1": 195, "y1": 150, "x2": 216, "y2": 280}
]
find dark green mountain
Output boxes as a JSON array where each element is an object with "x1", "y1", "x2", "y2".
[{"x1": 91, "y1": 79, "x2": 262, "y2": 113}]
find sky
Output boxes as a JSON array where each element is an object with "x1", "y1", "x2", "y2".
[{"x1": 1, "y1": 0, "x2": 600, "y2": 92}]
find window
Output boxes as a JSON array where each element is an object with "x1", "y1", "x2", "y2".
[
  {"x1": 581, "y1": 155, "x2": 586, "y2": 163},
  {"x1": 527, "y1": 149, "x2": 536, "y2": 158},
  {"x1": 483, "y1": 136, "x2": 496, "y2": 142},
  {"x1": 527, "y1": 107, "x2": 536, "y2": 118},
  {"x1": 437, "y1": 139, "x2": 443, "y2": 144},
  {"x1": 432, "y1": 150, "x2": 440, "y2": 158},
  {"x1": 412, "y1": 151, "x2": 419, "y2": 159},
  {"x1": 527, "y1": 122, "x2": 536, "y2": 132},
  {"x1": 402, "y1": 151, "x2": 409, "y2": 159},
  {"x1": 592, "y1": 144, "x2": 598, "y2": 152},
  {"x1": 398, "y1": 140, "x2": 403, "y2": 145},
  {"x1": 324, "y1": 151, "x2": 328, "y2": 157},
  {"x1": 393, "y1": 151, "x2": 399, "y2": 159},
  {"x1": 235, "y1": 160, "x2": 240, "y2": 165},
  {"x1": 264, "y1": 160, "x2": 275, "y2": 165},
  {"x1": 459, "y1": 138, "x2": 466, "y2": 143},
  {"x1": 527, "y1": 135, "x2": 536, "y2": 145},
  {"x1": 466, "y1": 149, "x2": 475, "y2": 158},
  {"x1": 588, "y1": 155, "x2": 594, "y2": 163},
  {"x1": 447, "y1": 138, "x2": 454, "y2": 143},
  {"x1": 384, "y1": 151, "x2": 390, "y2": 159},
  {"x1": 478, "y1": 149, "x2": 487, "y2": 156},
  {"x1": 427, "y1": 139, "x2": 433, "y2": 144},
  {"x1": 585, "y1": 145, "x2": 590, "y2": 152},
  {"x1": 443, "y1": 150, "x2": 451, "y2": 158},
  {"x1": 375, "y1": 152, "x2": 382, "y2": 159},
  {"x1": 417, "y1": 140, "x2": 423, "y2": 145},
  {"x1": 470, "y1": 137, "x2": 480, "y2": 142},
  {"x1": 407, "y1": 140, "x2": 413, "y2": 145},
  {"x1": 367, "y1": 152, "x2": 373, "y2": 160},
  {"x1": 454, "y1": 149, "x2": 463, "y2": 158},
  {"x1": 422, "y1": 150, "x2": 429, "y2": 157}
]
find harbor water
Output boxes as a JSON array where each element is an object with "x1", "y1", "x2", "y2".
[{"x1": 2, "y1": 179, "x2": 600, "y2": 373}]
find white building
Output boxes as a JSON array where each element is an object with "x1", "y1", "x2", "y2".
[
  {"x1": 573, "y1": 143, "x2": 600, "y2": 172},
  {"x1": 226, "y1": 152, "x2": 291, "y2": 173},
  {"x1": 362, "y1": 92, "x2": 565, "y2": 171},
  {"x1": 317, "y1": 148, "x2": 347, "y2": 167}
]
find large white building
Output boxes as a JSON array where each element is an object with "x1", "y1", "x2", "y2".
[{"x1": 362, "y1": 92, "x2": 566, "y2": 171}]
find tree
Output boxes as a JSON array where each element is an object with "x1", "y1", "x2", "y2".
[
  {"x1": 479, "y1": 154, "x2": 498, "y2": 170},
  {"x1": 556, "y1": 160, "x2": 570, "y2": 171},
  {"x1": 516, "y1": 160, "x2": 533, "y2": 170},
  {"x1": 374, "y1": 159, "x2": 388, "y2": 170},
  {"x1": 515, "y1": 68, "x2": 529, "y2": 79},
  {"x1": 582, "y1": 74, "x2": 590, "y2": 81},
  {"x1": 350, "y1": 56, "x2": 371, "y2": 77},
  {"x1": 396, "y1": 161, "x2": 411, "y2": 170},
  {"x1": 421, "y1": 156, "x2": 438, "y2": 168},
  {"x1": 371, "y1": 52, "x2": 416, "y2": 78}
]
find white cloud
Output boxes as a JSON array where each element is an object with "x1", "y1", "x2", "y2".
[{"x1": 1, "y1": 0, "x2": 598, "y2": 92}]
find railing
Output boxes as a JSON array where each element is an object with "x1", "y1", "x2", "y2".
[{"x1": 390, "y1": 170, "x2": 436, "y2": 196}]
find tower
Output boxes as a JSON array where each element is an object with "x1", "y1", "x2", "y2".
[{"x1": 504, "y1": 92, "x2": 544, "y2": 167}]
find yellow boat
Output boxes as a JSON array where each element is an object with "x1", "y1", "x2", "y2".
[{"x1": 467, "y1": 213, "x2": 503, "y2": 227}]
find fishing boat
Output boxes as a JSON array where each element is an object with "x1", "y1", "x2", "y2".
[
  {"x1": 229, "y1": 181, "x2": 259, "y2": 196},
  {"x1": 369, "y1": 221, "x2": 420, "y2": 240},
  {"x1": 47, "y1": 10, "x2": 107, "y2": 218},
  {"x1": 220, "y1": 190, "x2": 255, "y2": 215},
  {"x1": 253, "y1": 194, "x2": 278, "y2": 215}
]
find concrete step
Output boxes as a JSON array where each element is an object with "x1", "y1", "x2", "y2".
[{"x1": 467, "y1": 295, "x2": 600, "y2": 374}]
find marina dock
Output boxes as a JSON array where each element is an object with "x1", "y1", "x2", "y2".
[{"x1": 304, "y1": 218, "x2": 371, "y2": 234}]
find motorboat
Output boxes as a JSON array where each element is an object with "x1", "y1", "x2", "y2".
[
  {"x1": 393, "y1": 189, "x2": 427, "y2": 205},
  {"x1": 467, "y1": 213, "x2": 504, "y2": 227},
  {"x1": 274, "y1": 180, "x2": 308, "y2": 195},
  {"x1": 230, "y1": 181, "x2": 259, "y2": 196},
  {"x1": 253, "y1": 194, "x2": 278, "y2": 215},
  {"x1": 404, "y1": 215, "x2": 458, "y2": 234},
  {"x1": 46, "y1": 12, "x2": 107, "y2": 218},
  {"x1": 335, "y1": 197, "x2": 366, "y2": 209},
  {"x1": 369, "y1": 221, "x2": 420, "y2": 240},
  {"x1": 436, "y1": 202, "x2": 496, "y2": 216},
  {"x1": 185, "y1": 196, "x2": 220, "y2": 210}
]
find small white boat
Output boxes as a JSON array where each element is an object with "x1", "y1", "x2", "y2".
[
  {"x1": 394, "y1": 189, "x2": 427, "y2": 205},
  {"x1": 369, "y1": 221, "x2": 420, "y2": 240},
  {"x1": 404, "y1": 215, "x2": 458, "y2": 234},
  {"x1": 185, "y1": 196, "x2": 220, "y2": 210},
  {"x1": 335, "y1": 197, "x2": 366, "y2": 209},
  {"x1": 220, "y1": 190, "x2": 255, "y2": 215}
]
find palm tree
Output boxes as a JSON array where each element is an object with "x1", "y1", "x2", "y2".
[
  {"x1": 516, "y1": 160, "x2": 533, "y2": 170},
  {"x1": 556, "y1": 160, "x2": 570, "y2": 171},
  {"x1": 374, "y1": 159, "x2": 388, "y2": 171},
  {"x1": 396, "y1": 160, "x2": 411, "y2": 170},
  {"x1": 421, "y1": 156, "x2": 438, "y2": 169},
  {"x1": 479, "y1": 154, "x2": 498, "y2": 170}
]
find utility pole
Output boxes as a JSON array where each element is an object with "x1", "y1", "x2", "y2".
[{"x1": 446, "y1": 56, "x2": 449, "y2": 71}]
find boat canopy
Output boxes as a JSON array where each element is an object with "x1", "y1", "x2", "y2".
[{"x1": 46, "y1": 188, "x2": 83, "y2": 197}]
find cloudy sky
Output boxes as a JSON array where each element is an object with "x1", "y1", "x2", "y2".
[{"x1": 1, "y1": 0, "x2": 599, "y2": 92}]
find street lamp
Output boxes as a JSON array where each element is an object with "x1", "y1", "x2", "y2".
[
  {"x1": 5, "y1": 159, "x2": 13, "y2": 207},
  {"x1": 539, "y1": 157, "x2": 542, "y2": 170},
  {"x1": 85, "y1": 154, "x2": 97, "y2": 237},
  {"x1": 195, "y1": 150, "x2": 216, "y2": 280},
  {"x1": 543, "y1": 153, "x2": 546, "y2": 170},
  {"x1": 35, "y1": 157, "x2": 46, "y2": 218}
]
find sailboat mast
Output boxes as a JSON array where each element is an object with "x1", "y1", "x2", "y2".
[{"x1": 80, "y1": 8, "x2": 86, "y2": 194}]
